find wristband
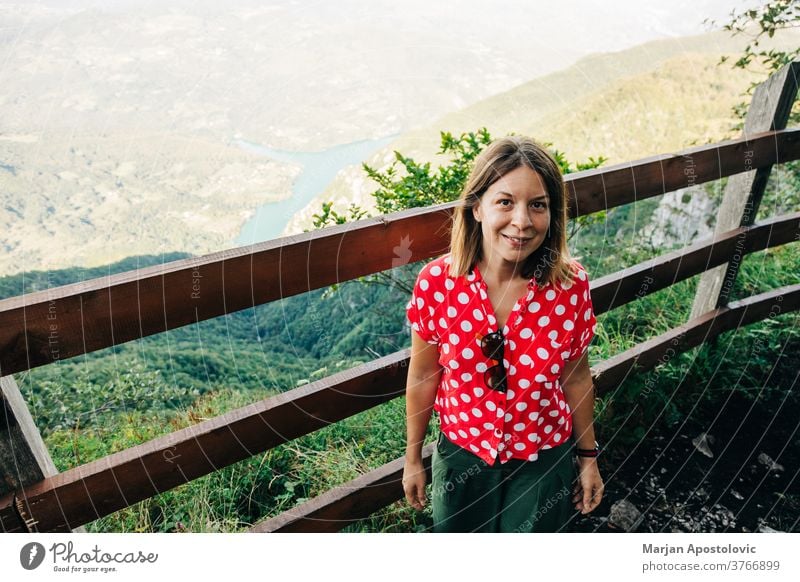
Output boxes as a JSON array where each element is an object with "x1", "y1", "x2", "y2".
[{"x1": 575, "y1": 441, "x2": 600, "y2": 458}]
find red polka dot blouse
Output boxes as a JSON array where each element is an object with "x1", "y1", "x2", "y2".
[{"x1": 406, "y1": 254, "x2": 597, "y2": 465}]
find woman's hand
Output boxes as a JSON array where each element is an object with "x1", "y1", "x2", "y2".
[
  {"x1": 402, "y1": 460, "x2": 428, "y2": 511},
  {"x1": 572, "y1": 457, "x2": 604, "y2": 514}
]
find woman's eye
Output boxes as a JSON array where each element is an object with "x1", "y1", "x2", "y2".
[
  {"x1": 530, "y1": 201, "x2": 547, "y2": 209},
  {"x1": 498, "y1": 199, "x2": 511, "y2": 206}
]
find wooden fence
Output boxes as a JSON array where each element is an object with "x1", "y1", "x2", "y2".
[{"x1": 1, "y1": 61, "x2": 798, "y2": 533}]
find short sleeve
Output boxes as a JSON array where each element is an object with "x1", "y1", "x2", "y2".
[
  {"x1": 405, "y1": 263, "x2": 441, "y2": 345},
  {"x1": 568, "y1": 263, "x2": 597, "y2": 360}
]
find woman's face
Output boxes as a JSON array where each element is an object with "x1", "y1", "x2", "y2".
[{"x1": 472, "y1": 165, "x2": 551, "y2": 272}]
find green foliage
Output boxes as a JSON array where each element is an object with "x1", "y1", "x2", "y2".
[
  {"x1": 311, "y1": 127, "x2": 607, "y2": 230},
  {"x1": 311, "y1": 201, "x2": 369, "y2": 229},
  {"x1": 366, "y1": 128, "x2": 492, "y2": 213},
  {"x1": 365, "y1": 128, "x2": 607, "y2": 215},
  {"x1": 24, "y1": 363, "x2": 194, "y2": 433},
  {"x1": 716, "y1": 1, "x2": 800, "y2": 72},
  {"x1": 710, "y1": 1, "x2": 800, "y2": 126}
]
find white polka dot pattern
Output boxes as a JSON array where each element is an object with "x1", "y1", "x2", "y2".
[{"x1": 405, "y1": 255, "x2": 596, "y2": 464}]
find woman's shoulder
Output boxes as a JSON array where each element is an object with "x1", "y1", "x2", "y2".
[
  {"x1": 568, "y1": 258, "x2": 589, "y2": 278},
  {"x1": 416, "y1": 253, "x2": 452, "y2": 279},
  {"x1": 410, "y1": 255, "x2": 454, "y2": 298},
  {"x1": 556, "y1": 258, "x2": 590, "y2": 290}
]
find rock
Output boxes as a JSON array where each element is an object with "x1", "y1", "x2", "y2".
[
  {"x1": 641, "y1": 185, "x2": 715, "y2": 249},
  {"x1": 730, "y1": 490, "x2": 744, "y2": 500},
  {"x1": 692, "y1": 432, "x2": 715, "y2": 458},
  {"x1": 608, "y1": 500, "x2": 643, "y2": 532},
  {"x1": 714, "y1": 505, "x2": 735, "y2": 528},
  {"x1": 758, "y1": 524, "x2": 781, "y2": 533},
  {"x1": 757, "y1": 452, "x2": 784, "y2": 472}
]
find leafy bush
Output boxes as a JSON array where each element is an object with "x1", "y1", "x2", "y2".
[{"x1": 312, "y1": 127, "x2": 607, "y2": 228}]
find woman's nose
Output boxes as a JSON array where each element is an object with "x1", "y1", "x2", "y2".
[{"x1": 511, "y1": 205, "x2": 532, "y2": 229}]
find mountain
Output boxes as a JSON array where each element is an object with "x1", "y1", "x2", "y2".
[
  {"x1": 0, "y1": 132, "x2": 298, "y2": 275},
  {"x1": 282, "y1": 27, "x2": 799, "y2": 234}
]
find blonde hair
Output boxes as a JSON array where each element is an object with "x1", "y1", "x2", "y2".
[{"x1": 448, "y1": 136, "x2": 574, "y2": 286}]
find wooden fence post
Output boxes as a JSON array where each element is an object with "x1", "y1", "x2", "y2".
[
  {"x1": 1, "y1": 375, "x2": 84, "y2": 532},
  {"x1": 690, "y1": 61, "x2": 800, "y2": 318}
]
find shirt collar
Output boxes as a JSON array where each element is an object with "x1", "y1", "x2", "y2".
[{"x1": 469, "y1": 263, "x2": 540, "y2": 291}]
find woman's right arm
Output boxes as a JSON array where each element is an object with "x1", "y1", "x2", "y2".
[{"x1": 402, "y1": 329, "x2": 442, "y2": 511}]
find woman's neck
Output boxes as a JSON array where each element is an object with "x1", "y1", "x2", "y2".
[{"x1": 476, "y1": 258, "x2": 527, "y2": 287}]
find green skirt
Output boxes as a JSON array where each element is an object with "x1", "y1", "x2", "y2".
[{"x1": 431, "y1": 431, "x2": 576, "y2": 532}]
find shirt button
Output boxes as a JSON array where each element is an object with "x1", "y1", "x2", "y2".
[{"x1": 494, "y1": 428, "x2": 503, "y2": 438}]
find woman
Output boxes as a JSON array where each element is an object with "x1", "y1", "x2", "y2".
[{"x1": 402, "y1": 136, "x2": 603, "y2": 533}]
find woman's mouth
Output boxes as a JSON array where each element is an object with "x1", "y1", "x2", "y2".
[{"x1": 502, "y1": 234, "x2": 532, "y2": 248}]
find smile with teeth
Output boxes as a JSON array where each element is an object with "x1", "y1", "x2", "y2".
[{"x1": 503, "y1": 234, "x2": 532, "y2": 244}]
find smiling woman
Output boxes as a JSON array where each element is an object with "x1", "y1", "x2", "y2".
[{"x1": 402, "y1": 136, "x2": 603, "y2": 533}]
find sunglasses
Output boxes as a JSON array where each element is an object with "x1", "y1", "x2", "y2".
[{"x1": 479, "y1": 331, "x2": 507, "y2": 393}]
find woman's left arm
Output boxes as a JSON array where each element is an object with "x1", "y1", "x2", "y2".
[{"x1": 561, "y1": 352, "x2": 604, "y2": 514}]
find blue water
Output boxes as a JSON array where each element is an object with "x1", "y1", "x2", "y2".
[{"x1": 234, "y1": 134, "x2": 399, "y2": 245}]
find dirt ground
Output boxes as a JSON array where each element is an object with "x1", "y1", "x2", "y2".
[{"x1": 571, "y1": 387, "x2": 799, "y2": 533}]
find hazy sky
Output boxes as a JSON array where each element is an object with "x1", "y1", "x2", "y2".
[{"x1": 0, "y1": 0, "x2": 764, "y2": 149}]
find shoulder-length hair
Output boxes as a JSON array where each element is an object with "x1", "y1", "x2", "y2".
[{"x1": 448, "y1": 135, "x2": 574, "y2": 286}]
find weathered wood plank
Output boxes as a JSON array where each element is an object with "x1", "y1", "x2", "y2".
[
  {"x1": 0, "y1": 375, "x2": 87, "y2": 532},
  {"x1": 0, "y1": 376, "x2": 59, "y2": 498},
  {"x1": 566, "y1": 128, "x2": 800, "y2": 215}
]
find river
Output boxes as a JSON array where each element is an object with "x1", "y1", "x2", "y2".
[{"x1": 234, "y1": 134, "x2": 399, "y2": 245}]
